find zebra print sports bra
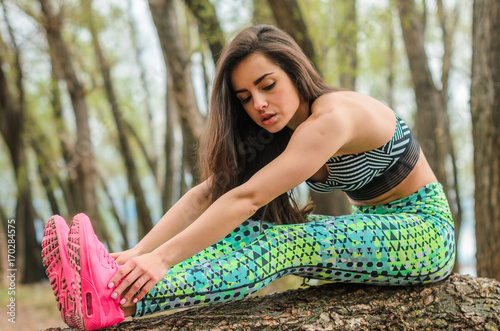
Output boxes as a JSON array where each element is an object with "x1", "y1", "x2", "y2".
[{"x1": 306, "y1": 113, "x2": 420, "y2": 201}]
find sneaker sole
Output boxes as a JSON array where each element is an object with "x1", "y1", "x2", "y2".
[
  {"x1": 67, "y1": 215, "x2": 85, "y2": 330},
  {"x1": 41, "y1": 216, "x2": 76, "y2": 327}
]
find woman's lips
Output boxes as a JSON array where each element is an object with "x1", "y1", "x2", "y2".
[{"x1": 260, "y1": 113, "x2": 276, "y2": 125}]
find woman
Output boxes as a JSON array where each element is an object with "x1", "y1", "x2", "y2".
[{"x1": 42, "y1": 24, "x2": 455, "y2": 330}]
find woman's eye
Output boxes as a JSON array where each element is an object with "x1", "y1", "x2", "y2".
[
  {"x1": 263, "y1": 82, "x2": 275, "y2": 91},
  {"x1": 241, "y1": 96, "x2": 251, "y2": 104}
]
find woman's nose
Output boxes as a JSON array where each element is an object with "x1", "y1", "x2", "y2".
[{"x1": 253, "y1": 95, "x2": 268, "y2": 111}]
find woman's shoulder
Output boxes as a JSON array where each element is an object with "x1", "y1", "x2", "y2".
[
  {"x1": 308, "y1": 91, "x2": 398, "y2": 154},
  {"x1": 312, "y1": 91, "x2": 392, "y2": 113}
]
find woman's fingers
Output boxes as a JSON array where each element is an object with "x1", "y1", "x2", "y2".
[
  {"x1": 118, "y1": 274, "x2": 149, "y2": 304},
  {"x1": 107, "y1": 252, "x2": 169, "y2": 305},
  {"x1": 132, "y1": 279, "x2": 157, "y2": 303},
  {"x1": 109, "y1": 260, "x2": 138, "y2": 297},
  {"x1": 108, "y1": 262, "x2": 128, "y2": 290}
]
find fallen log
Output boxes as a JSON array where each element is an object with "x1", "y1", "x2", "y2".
[{"x1": 46, "y1": 274, "x2": 500, "y2": 330}]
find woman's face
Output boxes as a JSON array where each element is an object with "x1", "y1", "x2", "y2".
[{"x1": 231, "y1": 53, "x2": 309, "y2": 132}]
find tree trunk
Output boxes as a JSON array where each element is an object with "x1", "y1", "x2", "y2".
[
  {"x1": 97, "y1": 172, "x2": 129, "y2": 250},
  {"x1": 252, "y1": 0, "x2": 276, "y2": 25},
  {"x1": 162, "y1": 71, "x2": 177, "y2": 211},
  {"x1": 85, "y1": 0, "x2": 153, "y2": 238},
  {"x1": 0, "y1": 7, "x2": 42, "y2": 284},
  {"x1": 269, "y1": 0, "x2": 352, "y2": 216},
  {"x1": 148, "y1": 0, "x2": 205, "y2": 182},
  {"x1": 183, "y1": 0, "x2": 225, "y2": 64},
  {"x1": 126, "y1": 0, "x2": 159, "y2": 187},
  {"x1": 266, "y1": 0, "x2": 318, "y2": 70},
  {"x1": 470, "y1": 0, "x2": 500, "y2": 280},
  {"x1": 386, "y1": 9, "x2": 396, "y2": 110},
  {"x1": 31, "y1": 138, "x2": 62, "y2": 216},
  {"x1": 436, "y1": 0, "x2": 463, "y2": 275},
  {"x1": 39, "y1": 0, "x2": 105, "y2": 240},
  {"x1": 335, "y1": 0, "x2": 358, "y2": 90},
  {"x1": 309, "y1": 191, "x2": 352, "y2": 216},
  {"x1": 396, "y1": 0, "x2": 447, "y2": 188},
  {"x1": 48, "y1": 274, "x2": 500, "y2": 330},
  {"x1": 49, "y1": 61, "x2": 77, "y2": 216}
]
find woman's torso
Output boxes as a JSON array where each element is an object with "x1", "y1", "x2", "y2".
[{"x1": 306, "y1": 91, "x2": 437, "y2": 206}]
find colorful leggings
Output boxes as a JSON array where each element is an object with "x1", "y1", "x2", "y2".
[{"x1": 135, "y1": 182, "x2": 455, "y2": 316}]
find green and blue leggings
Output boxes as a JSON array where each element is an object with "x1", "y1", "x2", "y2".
[{"x1": 135, "y1": 182, "x2": 455, "y2": 316}]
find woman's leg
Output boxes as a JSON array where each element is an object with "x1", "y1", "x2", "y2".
[
  {"x1": 169, "y1": 219, "x2": 273, "y2": 272},
  {"x1": 136, "y1": 183, "x2": 454, "y2": 317}
]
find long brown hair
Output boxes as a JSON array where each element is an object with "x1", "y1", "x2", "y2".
[{"x1": 199, "y1": 24, "x2": 338, "y2": 224}]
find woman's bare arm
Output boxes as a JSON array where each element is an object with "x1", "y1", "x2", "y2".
[
  {"x1": 108, "y1": 104, "x2": 354, "y2": 304},
  {"x1": 112, "y1": 180, "x2": 212, "y2": 264}
]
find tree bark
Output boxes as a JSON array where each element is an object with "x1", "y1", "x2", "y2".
[
  {"x1": 162, "y1": 70, "x2": 177, "y2": 211},
  {"x1": 49, "y1": 60, "x2": 77, "y2": 216},
  {"x1": 97, "y1": 172, "x2": 129, "y2": 251},
  {"x1": 39, "y1": 0, "x2": 105, "y2": 240},
  {"x1": 269, "y1": 0, "x2": 352, "y2": 216},
  {"x1": 386, "y1": 8, "x2": 396, "y2": 109},
  {"x1": 266, "y1": 0, "x2": 318, "y2": 70},
  {"x1": 148, "y1": 0, "x2": 205, "y2": 182},
  {"x1": 396, "y1": 0, "x2": 447, "y2": 187},
  {"x1": 126, "y1": 0, "x2": 159, "y2": 186},
  {"x1": 0, "y1": 4, "x2": 41, "y2": 284},
  {"x1": 47, "y1": 274, "x2": 500, "y2": 330},
  {"x1": 335, "y1": 0, "x2": 358, "y2": 90},
  {"x1": 31, "y1": 137, "x2": 62, "y2": 216},
  {"x1": 84, "y1": 0, "x2": 153, "y2": 238},
  {"x1": 183, "y1": 0, "x2": 225, "y2": 64},
  {"x1": 252, "y1": 0, "x2": 276, "y2": 25},
  {"x1": 470, "y1": 0, "x2": 500, "y2": 280},
  {"x1": 436, "y1": 0, "x2": 463, "y2": 274}
]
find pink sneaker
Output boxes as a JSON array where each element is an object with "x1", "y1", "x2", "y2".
[
  {"x1": 41, "y1": 215, "x2": 76, "y2": 327},
  {"x1": 67, "y1": 213, "x2": 125, "y2": 330}
]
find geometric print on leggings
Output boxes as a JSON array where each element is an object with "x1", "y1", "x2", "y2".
[{"x1": 136, "y1": 182, "x2": 454, "y2": 317}]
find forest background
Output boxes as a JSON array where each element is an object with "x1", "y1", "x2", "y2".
[{"x1": 0, "y1": 0, "x2": 499, "y2": 329}]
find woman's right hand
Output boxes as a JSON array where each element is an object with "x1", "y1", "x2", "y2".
[{"x1": 110, "y1": 247, "x2": 142, "y2": 266}]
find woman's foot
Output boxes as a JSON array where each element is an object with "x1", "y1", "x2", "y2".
[
  {"x1": 41, "y1": 215, "x2": 77, "y2": 327},
  {"x1": 67, "y1": 213, "x2": 125, "y2": 330}
]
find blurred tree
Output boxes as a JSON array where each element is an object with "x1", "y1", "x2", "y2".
[
  {"x1": 335, "y1": 0, "x2": 358, "y2": 90},
  {"x1": 38, "y1": 0, "x2": 108, "y2": 243},
  {"x1": 84, "y1": 0, "x2": 153, "y2": 238},
  {"x1": 0, "y1": 0, "x2": 41, "y2": 283},
  {"x1": 269, "y1": 0, "x2": 352, "y2": 216},
  {"x1": 30, "y1": 131, "x2": 62, "y2": 216},
  {"x1": 252, "y1": 0, "x2": 275, "y2": 25},
  {"x1": 148, "y1": 0, "x2": 205, "y2": 183},
  {"x1": 126, "y1": 0, "x2": 160, "y2": 186},
  {"x1": 183, "y1": 0, "x2": 225, "y2": 63},
  {"x1": 163, "y1": 70, "x2": 179, "y2": 209},
  {"x1": 266, "y1": 0, "x2": 317, "y2": 69},
  {"x1": 470, "y1": 0, "x2": 500, "y2": 280},
  {"x1": 396, "y1": 0, "x2": 447, "y2": 185},
  {"x1": 396, "y1": 0, "x2": 463, "y2": 272}
]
